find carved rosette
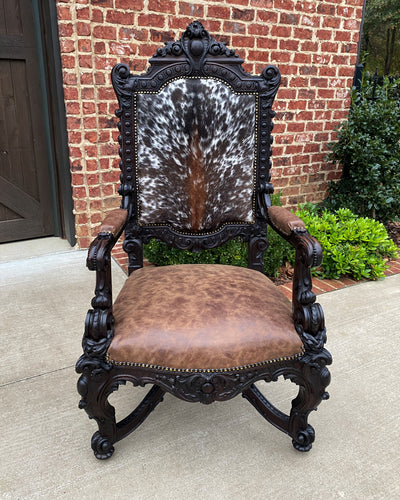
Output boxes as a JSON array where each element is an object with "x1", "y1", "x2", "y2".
[{"x1": 156, "y1": 370, "x2": 254, "y2": 404}]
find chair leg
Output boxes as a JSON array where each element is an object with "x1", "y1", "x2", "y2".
[
  {"x1": 77, "y1": 370, "x2": 117, "y2": 459},
  {"x1": 242, "y1": 360, "x2": 330, "y2": 452},
  {"x1": 288, "y1": 385, "x2": 316, "y2": 452},
  {"x1": 288, "y1": 360, "x2": 330, "y2": 452},
  {"x1": 91, "y1": 384, "x2": 165, "y2": 459},
  {"x1": 78, "y1": 371, "x2": 165, "y2": 459}
]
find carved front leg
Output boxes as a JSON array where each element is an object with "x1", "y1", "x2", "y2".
[
  {"x1": 267, "y1": 208, "x2": 332, "y2": 450},
  {"x1": 77, "y1": 369, "x2": 117, "y2": 459},
  {"x1": 288, "y1": 357, "x2": 331, "y2": 451}
]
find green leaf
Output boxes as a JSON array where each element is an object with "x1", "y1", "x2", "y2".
[{"x1": 296, "y1": 205, "x2": 398, "y2": 281}]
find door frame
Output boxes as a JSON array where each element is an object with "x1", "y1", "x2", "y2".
[{"x1": 33, "y1": 0, "x2": 75, "y2": 246}]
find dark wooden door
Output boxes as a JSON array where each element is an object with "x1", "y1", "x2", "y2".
[{"x1": 0, "y1": 0, "x2": 54, "y2": 242}]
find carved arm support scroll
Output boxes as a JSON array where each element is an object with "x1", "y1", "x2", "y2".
[
  {"x1": 76, "y1": 209, "x2": 128, "y2": 373},
  {"x1": 267, "y1": 206, "x2": 328, "y2": 357}
]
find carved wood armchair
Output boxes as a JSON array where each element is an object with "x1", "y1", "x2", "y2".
[{"x1": 76, "y1": 21, "x2": 331, "y2": 460}]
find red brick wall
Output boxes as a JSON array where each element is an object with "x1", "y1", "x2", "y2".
[{"x1": 56, "y1": 0, "x2": 364, "y2": 248}]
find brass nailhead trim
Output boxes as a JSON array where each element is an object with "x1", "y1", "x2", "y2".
[
  {"x1": 135, "y1": 221, "x2": 254, "y2": 237},
  {"x1": 105, "y1": 347, "x2": 305, "y2": 374},
  {"x1": 137, "y1": 76, "x2": 258, "y2": 96}
]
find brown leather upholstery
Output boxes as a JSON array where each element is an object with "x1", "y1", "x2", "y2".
[
  {"x1": 99, "y1": 208, "x2": 128, "y2": 237},
  {"x1": 108, "y1": 264, "x2": 303, "y2": 371},
  {"x1": 268, "y1": 206, "x2": 305, "y2": 236}
]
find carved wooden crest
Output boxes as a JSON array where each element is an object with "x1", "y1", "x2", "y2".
[
  {"x1": 153, "y1": 20, "x2": 238, "y2": 73},
  {"x1": 112, "y1": 21, "x2": 281, "y2": 100}
]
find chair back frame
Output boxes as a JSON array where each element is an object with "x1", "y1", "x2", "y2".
[{"x1": 111, "y1": 21, "x2": 281, "y2": 273}]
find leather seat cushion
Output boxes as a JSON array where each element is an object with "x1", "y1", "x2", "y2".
[{"x1": 108, "y1": 264, "x2": 303, "y2": 371}]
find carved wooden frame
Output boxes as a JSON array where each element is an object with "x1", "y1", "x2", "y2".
[
  {"x1": 111, "y1": 20, "x2": 280, "y2": 273},
  {"x1": 76, "y1": 21, "x2": 331, "y2": 460}
]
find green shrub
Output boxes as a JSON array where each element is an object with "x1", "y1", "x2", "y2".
[
  {"x1": 265, "y1": 224, "x2": 295, "y2": 276},
  {"x1": 144, "y1": 236, "x2": 248, "y2": 268},
  {"x1": 295, "y1": 204, "x2": 398, "y2": 280},
  {"x1": 325, "y1": 77, "x2": 400, "y2": 223},
  {"x1": 143, "y1": 193, "x2": 294, "y2": 277},
  {"x1": 144, "y1": 202, "x2": 398, "y2": 281}
]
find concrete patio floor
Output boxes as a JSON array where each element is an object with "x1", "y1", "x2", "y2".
[{"x1": 1, "y1": 237, "x2": 399, "y2": 499}]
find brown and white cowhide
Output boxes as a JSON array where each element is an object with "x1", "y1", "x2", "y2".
[{"x1": 136, "y1": 78, "x2": 256, "y2": 233}]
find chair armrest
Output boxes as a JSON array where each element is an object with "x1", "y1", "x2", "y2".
[
  {"x1": 98, "y1": 208, "x2": 128, "y2": 238},
  {"x1": 87, "y1": 208, "x2": 128, "y2": 272},
  {"x1": 77, "y1": 209, "x2": 128, "y2": 373},
  {"x1": 86, "y1": 208, "x2": 128, "y2": 308},
  {"x1": 267, "y1": 206, "x2": 327, "y2": 354},
  {"x1": 267, "y1": 205, "x2": 322, "y2": 268},
  {"x1": 267, "y1": 206, "x2": 306, "y2": 236}
]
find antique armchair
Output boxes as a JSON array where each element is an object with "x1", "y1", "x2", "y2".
[{"x1": 76, "y1": 21, "x2": 331, "y2": 460}]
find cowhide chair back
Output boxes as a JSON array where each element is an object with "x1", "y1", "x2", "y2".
[{"x1": 136, "y1": 78, "x2": 256, "y2": 233}]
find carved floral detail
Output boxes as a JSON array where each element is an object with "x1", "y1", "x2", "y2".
[
  {"x1": 154, "y1": 21, "x2": 238, "y2": 64},
  {"x1": 156, "y1": 41, "x2": 184, "y2": 58},
  {"x1": 127, "y1": 222, "x2": 254, "y2": 254},
  {"x1": 111, "y1": 63, "x2": 134, "y2": 110}
]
